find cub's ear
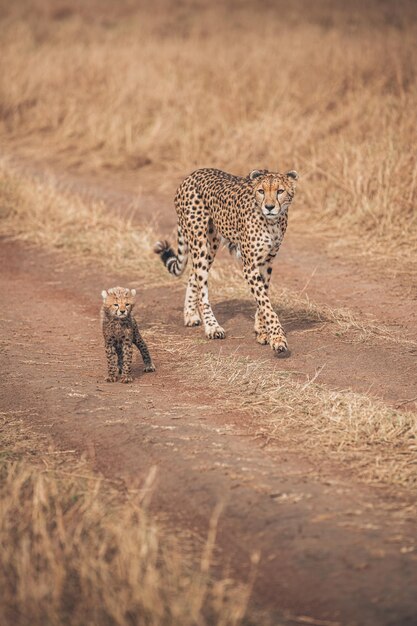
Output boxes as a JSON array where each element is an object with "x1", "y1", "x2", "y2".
[
  {"x1": 101, "y1": 290, "x2": 108, "y2": 300},
  {"x1": 130, "y1": 289, "x2": 137, "y2": 297},
  {"x1": 249, "y1": 169, "x2": 264, "y2": 180},
  {"x1": 286, "y1": 170, "x2": 299, "y2": 181}
]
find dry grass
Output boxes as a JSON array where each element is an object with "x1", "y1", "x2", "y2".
[
  {"x1": 0, "y1": 413, "x2": 259, "y2": 626},
  {"x1": 0, "y1": 160, "x2": 172, "y2": 288},
  {"x1": 0, "y1": 0, "x2": 416, "y2": 262},
  {"x1": 1, "y1": 161, "x2": 413, "y2": 349},
  {"x1": 198, "y1": 352, "x2": 417, "y2": 490}
]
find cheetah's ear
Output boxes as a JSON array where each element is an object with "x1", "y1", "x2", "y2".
[
  {"x1": 249, "y1": 169, "x2": 264, "y2": 180},
  {"x1": 130, "y1": 289, "x2": 137, "y2": 297},
  {"x1": 286, "y1": 170, "x2": 299, "y2": 181},
  {"x1": 101, "y1": 290, "x2": 108, "y2": 300}
]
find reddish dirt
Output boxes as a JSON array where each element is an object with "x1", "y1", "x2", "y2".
[{"x1": 1, "y1": 163, "x2": 417, "y2": 625}]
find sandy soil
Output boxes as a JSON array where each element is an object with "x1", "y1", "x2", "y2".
[{"x1": 1, "y1": 165, "x2": 417, "y2": 625}]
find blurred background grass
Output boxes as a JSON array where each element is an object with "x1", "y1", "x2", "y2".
[{"x1": 1, "y1": 0, "x2": 416, "y2": 259}]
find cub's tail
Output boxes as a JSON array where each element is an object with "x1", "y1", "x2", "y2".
[{"x1": 154, "y1": 226, "x2": 189, "y2": 277}]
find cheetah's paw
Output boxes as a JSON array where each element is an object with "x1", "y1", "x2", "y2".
[
  {"x1": 256, "y1": 331, "x2": 269, "y2": 345},
  {"x1": 184, "y1": 312, "x2": 202, "y2": 327},
  {"x1": 270, "y1": 336, "x2": 290, "y2": 357},
  {"x1": 206, "y1": 325, "x2": 226, "y2": 340},
  {"x1": 144, "y1": 363, "x2": 156, "y2": 373},
  {"x1": 106, "y1": 375, "x2": 118, "y2": 383},
  {"x1": 120, "y1": 375, "x2": 133, "y2": 383}
]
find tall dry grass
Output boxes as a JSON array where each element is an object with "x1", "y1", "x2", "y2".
[
  {"x1": 0, "y1": 160, "x2": 172, "y2": 288},
  {"x1": 0, "y1": 0, "x2": 416, "y2": 259},
  {"x1": 0, "y1": 413, "x2": 258, "y2": 626}
]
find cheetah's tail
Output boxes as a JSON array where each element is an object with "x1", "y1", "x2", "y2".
[{"x1": 154, "y1": 226, "x2": 189, "y2": 277}]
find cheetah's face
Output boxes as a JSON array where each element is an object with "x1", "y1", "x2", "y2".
[
  {"x1": 250, "y1": 170, "x2": 299, "y2": 219},
  {"x1": 101, "y1": 287, "x2": 136, "y2": 320}
]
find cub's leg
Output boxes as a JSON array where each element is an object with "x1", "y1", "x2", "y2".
[
  {"x1": 116, "y1": 344, "x2": 123, "y2": 373},
  {"x1": 105, "y1": 341, "x2": 119, "y2": 382},
  {"x1": 133, "y1": 321, "x2": 156, "y2": 372},
  {"x1": 120, "y1": 339, "x2": 134, "y2": 383},
  {"x1": 184, "y1": 219, "x2": 220, "y2": 328},
  {"x1": 243, "y1": 262, "x2": 288, "y2": 355}
]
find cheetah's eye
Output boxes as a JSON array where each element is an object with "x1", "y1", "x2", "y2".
[
  {"x1": 277, "y1": 189, "x2": 285, "y2": 195},
  {"x1": 258, "y1": 189, "x2": 265, "y2": 195},
  {"x1": 113, "y1": 303, "x2": 119, "y2": 308}
]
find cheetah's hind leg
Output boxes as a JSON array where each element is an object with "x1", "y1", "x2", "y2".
[
  {"x1": 192, "y1": 242, "x2": 225, "y2": 340},
  {"x1": 199, "y1": 224, "x2": 224, "y2": 339},
  {"x1": 184, "y1": 220, "x2": 221, "y2": 332},
  {"x1": 202, "y1": 224, "x2": 226, "y2": 339},
  {"x1": 184, "y1": 272, "x2": 202, "y2": 327}
]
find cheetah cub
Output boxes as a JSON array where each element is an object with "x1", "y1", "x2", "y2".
[{"x1": 101, "y1": 287, "x2": 155, "y2": 383}]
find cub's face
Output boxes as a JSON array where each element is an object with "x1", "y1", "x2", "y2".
[
  {"x1": 101, "y1": 287, "x2": 136, "y2": 320},
  {"x1": 250, "y1": 169, "x2": 299, "y2": 219}
]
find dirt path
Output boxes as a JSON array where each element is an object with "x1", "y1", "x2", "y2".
[
  {"x1": 1, "y1": 232, "x2": 417, "y2": 626},
  {"x1": 2, "y1": 152, "x2": 417, "y2": 626}
]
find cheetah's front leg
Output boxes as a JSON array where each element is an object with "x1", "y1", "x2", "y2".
[
  {"x1": 254, "y1": 259, "x2": 274, "y2": 345},
  {"x1": 116, "y1": 345, "x2": 123, "y2": 373},
  {"x1": 134, "y1": 330, "x2": 156, "y2": 373},
  {"x1": 120, "y1": 339, "x2": 134, "y2": 383},
  {"x1": 105, "y1": 342, "x2": 119, "y2": 382},
  {"x1": 254, "y1": 309, "x2": 268, "y2": 345},
  {"x1": 197, "y1": 268, "x2": 225, "y2": 340},
  {"x1": 243, "y1": 262, "x2": 288, "y2": 356}
]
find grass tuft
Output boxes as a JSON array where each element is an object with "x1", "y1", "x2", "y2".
[{"x1": 201, "y1": 352, "x2": 417, "y2": 489}]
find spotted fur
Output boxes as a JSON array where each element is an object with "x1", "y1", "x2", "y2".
[
  {"x1": 154, "y1": 167, "x2": 298, "y2": 355},
  {"x1": 101, "y1": 286, "x2": 155, "y2": 383}
]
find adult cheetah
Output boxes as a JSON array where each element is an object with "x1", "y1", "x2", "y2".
[{"x1": 155, "y1": 167, "x2": 299, "y2": 356}]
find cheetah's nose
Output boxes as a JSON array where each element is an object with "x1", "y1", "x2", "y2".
[
  {"x1": 265, "y1": 204, "x2": 275, "y2": 211},
  {"x1": 119, "y1": 309, "x2": 126, "y2": 315}
]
